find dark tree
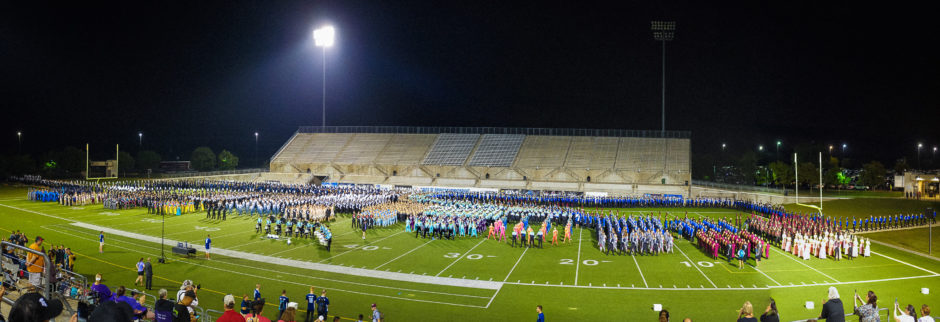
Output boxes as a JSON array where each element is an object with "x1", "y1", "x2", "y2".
[{"x1": 191, "y1": 147, "x2": 216, "y2": 171}]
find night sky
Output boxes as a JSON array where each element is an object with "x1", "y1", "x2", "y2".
[{"x1": 1, "y1": 1, "x2": 937, "y2": 166}]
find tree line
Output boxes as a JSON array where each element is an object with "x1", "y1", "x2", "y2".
[{"x1": 0, "y1": 146, "x2": 240, "y2": 178}]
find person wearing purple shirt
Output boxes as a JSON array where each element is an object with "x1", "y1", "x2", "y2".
[{"x1": 91, "y1": 274, "x2": 112, "y2": 302}]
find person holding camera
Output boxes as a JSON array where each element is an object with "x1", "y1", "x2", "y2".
[
  {"x1": 853, "y1": 290, "x2": 879, "y2": 322},
  {"x1": 895, "y1": 301, "x2": 917, "y2": 322}
]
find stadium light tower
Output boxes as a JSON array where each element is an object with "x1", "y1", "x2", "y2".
[
  {"x1": 776, "y1": 140, "x2": 782, "y2": 160},
  {"x1": 138, "y1": 132, "x2": 143, "y2": 147},
  {"x1": 721, "y1": 143, "x2": 726, "y2": 151},
  {"x1": 651, "y1": 21, "x2": 675, "y2": 135},
  {"x1": 16, "y1": 131, "x2": 22, "y2": 154},
  {"x1": 758, "y1": 144, "x2": 764, "y2": 152},
  {"x1": 254, "y1": 131, "x2": 259, "y2": 166},
  {"x1": 829, "y1": 145, "x2": 833, "y2": 154},
  {"x1": 917, "y1": 143, "x2": 923, "y2": 170},
  {"x1": 842, "y1": 143, "x2": 847, "y2": 155},
  {"x1": 313, "y1": 25, "x2": 335, "y2": 128}
]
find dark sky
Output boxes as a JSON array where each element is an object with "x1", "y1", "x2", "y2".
[{"x1": 1, "y1": 1, "x2": 937, "y2": 166}]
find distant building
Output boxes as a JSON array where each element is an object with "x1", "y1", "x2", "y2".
[{"x1": 898, "y1": 171, "x2": 939, "y2": 198}]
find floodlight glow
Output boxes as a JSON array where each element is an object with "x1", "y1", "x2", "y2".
[
  {"x1": 777, "y1": 141, "x2": 781, "y2": 146},
  {"x1": 314, "y1": 26, "x2": 335, "y2": 47},
  {"x1": 758, "y1": 145, "x2": 764, "y2": 151},
  {"x1": 918, "y1": 143, "x2": 923, "y2": 148},
  {"x1": 721, "y1": 143, "x2": 726, "y2": 148}
]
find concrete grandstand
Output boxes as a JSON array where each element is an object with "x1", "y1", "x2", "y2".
[{"x1": 268, "y1": 126, "x2": 692, "y2": 195}]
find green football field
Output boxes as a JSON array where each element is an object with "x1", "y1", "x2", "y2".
[{"x1": 1, "y1": 185, "x2": 937, "y2": 321}]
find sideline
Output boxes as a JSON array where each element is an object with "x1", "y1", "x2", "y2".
[{"x1": 71, "y1": 222, "x2": 502, "y2": 290}]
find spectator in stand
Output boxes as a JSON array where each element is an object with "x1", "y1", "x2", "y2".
[
  {"x1": 216, "y1": 294, "x2": 246, "y2": 322},
  {"x1": 174, "y1": 290, "x2": 198, "y2": 322},
  {"x1": 920, "y1": 305, "x2": 934, "y2": 322},
  {"x1": 7, "y1": 292, "x2": 71, "y2": 322},
  {"x1": 817, "y1": 287, "x2": 846, "y2": 322},
  {"x1": 853, "y1": 290, "x2": 879, "y2": 322},
  {"x1": 91, "y1": 274, "x2": 112, "y2": 302},
  {"x1": 26, "y1": 236, "x2": 45, "y2": 287},
  {"x1": 277, "y1": 307, "x2": 297, "y2": 322},
  {"x1": 737, "y1": 301, "x2": 758, "y2": 322},
  {"x1": 154, "y1": 289, "x2": 175, "y2": 322},
  {"x1": 895, "y1": 302, "x2": 917, "y2": 322},
  {"x1": 245, "y1": 299, "x2": 271, "y2": 322},
  {"x1": 760, "y1": 298, "x2": 779, "y2": 322},
  {"x1": 241, "y1": 295, "x2": 252, "y2": 315},
  {"x1": 112, "y1": 285, "x2": 155, "y2": 320}
]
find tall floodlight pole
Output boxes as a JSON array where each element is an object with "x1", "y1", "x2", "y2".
[
  {"x1": 651, "y1": 21, "x2": 675, "y2": 135},
  {"x1": 917, "y1": 143, "x2": 923, "y2": 170},
  {"x1": 794, "y1": 153, "x2": 799, "y2": 204},
  {"x1": 254, "y1": 132, "x2": 259, "y2": 167},
  {"x1": 819, "y1": 152, "x2": 823, "y2": 211},
  {"x1": 16, "y1": 131, "x2": 22, "y2": 154},
  {"x1": 776, "y1": 141, "x2": 782, "y2": 161},
  {"x1": 138, "y1": 132, "x2": 143, "y2": 147},
  {"x1": 314, "y1": 25, "x2": 335, "y2": 128}
]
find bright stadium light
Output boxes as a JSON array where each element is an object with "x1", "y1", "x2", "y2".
[
  {"x1": 313, "y1": 26, "x2": 335, "y2": 47},
  {"x1": 721, "y1": 143, "x2": 726, "y2": 150},
  {"x1": 16, "y1": 131, "x2": 22, "y2": 153},
  {"x1": 758, "y1": 145, "x2": 764, "y2": 151},
  {"x1": 313, "y1": 25, "x2": 335, "y2": 128},
  {"x1": 138, "y1": 132, "x2": 143, "y2": 146}
]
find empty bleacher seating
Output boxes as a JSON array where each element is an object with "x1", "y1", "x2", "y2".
[{"x1": 468, "y1": 134, "x2": 525, "y2": 167}]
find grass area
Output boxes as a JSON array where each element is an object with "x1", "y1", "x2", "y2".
[
  {"x1": 820, "y1": 190, "x2": 904, "y2": 198},
  {"x1": 784, "y1": 198, "x2": 940, "y2": 219},
  {"x1": 1, "y1": 184, "x2": 937, "y2": 321},
  {"x1": 861, "y1": 227, "x2": 940, "y2": 257}
]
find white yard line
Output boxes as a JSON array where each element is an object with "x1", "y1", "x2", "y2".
[
  {"x1": 49, "y1": 224, "x2": 494, "y2": 300},
  {"x1": 674, "y1": 241, "x2": 718, "y2": 288},
  {"x1": 872, "y1": 251, "x2": 939, "y2": 275},
  {"x1": 631, "y1": 254, "x2": 649, "y2": 288},
  {"x1": 769, "y1": 247, "x2": 840, "y2": 282},
  {"x1": 436, "y1": 238, "x2": 488, "y2": 277},
  {"x1": 484, "y1": 285, "x2": 503, "y2": 308},
  {"x1": 374, "y1": 239, "x2": 434, "y2": 270},
  {"x1": 503, "y1": 247, "x2": 528, "y2": 282},
  {"x1": 752, "y1": 265, "x2": 782, "y2": 286},
  {"x1": 866, "y1": 239, "x2": 939, "y2": 262},
  {"x1": 575, "y1": 227, "x2": 583, "y2": 286},
  {"x1": 317, "y1": 230, "x2": 407, "y2": 263}
]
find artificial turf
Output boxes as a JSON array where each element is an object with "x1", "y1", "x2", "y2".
[{"x1": 0, "y1": 184, "x2": 936, "y2": 321}]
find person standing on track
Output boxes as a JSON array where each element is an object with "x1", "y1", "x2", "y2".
[
  {"x1": 305, "y1": 286, "x2": 318, "y2": 322},
  {"x1": 135, "y1": 258, "x2": 145, "y2": 287},
  {"x1": 205, "y1": 234, "x2": 211, "y2": 260},
  {"x1": 99, "y1": 231, "x2": 105, "y2": 253}
]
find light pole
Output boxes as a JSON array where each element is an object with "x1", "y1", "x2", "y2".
[
  {"x1": 16, "y1": 131, "x2": 22, "y2": 154},
  {"x1": 138, "y1": 132, "x2": 143, "y2": 147},
  {"x1": 776, "y1": 140, "x2": 781, "y2": 160},
  {"x1": 254, "y1": 132, "x2": 259, "y2": 167},
  {"x1": 917, "y1": 143, "x2": 923, "y2": 170},
  {"x1": 842, "y1": 143, "x2": 847, "y2": 155},
  {"x1": 828, "y1": 145, "x2": 833, "y2": 155},
  {"x1": 758, "y1": 145, "x2": 764, "y2": 152},
  {"x1": 313, "y1": 25, "x2": 335, "y2": 128},
  {"x1": 651, "y1": 21, "x2": 675, "y2": 135}
]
